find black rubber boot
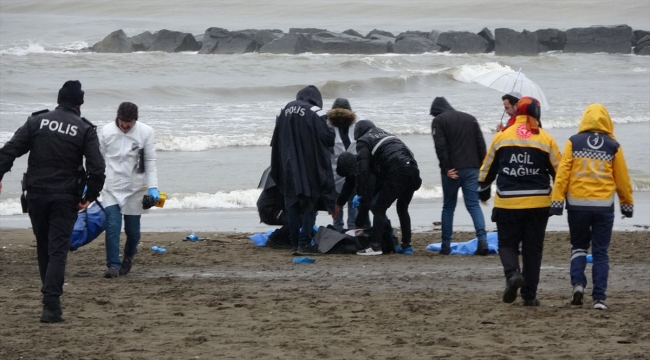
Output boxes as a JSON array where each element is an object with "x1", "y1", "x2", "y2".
[
  {"x1": 475, "y1": 239, "x2": 489, "y2": 256},
  {"x1": 40, "y1": 300, "x2": 65, "y2": 323}
]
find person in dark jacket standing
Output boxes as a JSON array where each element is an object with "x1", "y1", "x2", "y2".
[
  {"x1": 0, "y1": 80, "x2": 105, "y2": 323},
  {"x1": 270, "y1": 85, "x2": 336, "y2": 254},
  {"x1": 354, "y1": 120, "x2": 422, "y2": 255},
  {"x1": 430, "y1": 97, "x2": 488, "y2": 256}
]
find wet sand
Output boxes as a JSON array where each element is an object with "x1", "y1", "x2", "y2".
[{"x1": 1, "y1": 229, "x2": 649, "y2": 359}]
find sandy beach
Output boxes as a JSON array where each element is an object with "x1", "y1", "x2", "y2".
[{"x1": 1, "y1": 228, "x2": 648, "y2": 359}]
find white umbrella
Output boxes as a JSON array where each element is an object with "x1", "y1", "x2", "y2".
[{"x1": 472, "y1": 69, "x2": 550, "y2": 110}]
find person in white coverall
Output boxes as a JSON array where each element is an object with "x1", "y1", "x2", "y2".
[{"x1": 99, "y1": 102, "x2": 159, "y2": 278}]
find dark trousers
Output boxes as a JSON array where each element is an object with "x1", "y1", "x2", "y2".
[
  {"x1": 568, "y1": 210, "x2": 614, "y2": 301},
  {"x1": 495, "y1": 207, "x2": 549, "y2": 301},
  {"x1": 27, "y1": 193, "x2": 78, "y2": 305},
  {"x1": 287, "y1": 202, "x2": 317, "y2": 248},
  {"x1": 371, "y1": 166, "x2": 421, "y2": 249}
]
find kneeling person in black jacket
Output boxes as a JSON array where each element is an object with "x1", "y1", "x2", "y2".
[{"x1": 354, "y1": 120, "x2": 422, "y2": 255}]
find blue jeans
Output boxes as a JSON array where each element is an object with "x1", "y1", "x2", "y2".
[
  {"x1": 287, "y1": 202, "x2": 317, "y2": 248},
  {"x1": 440, "y1": 168, "x2": 486, "y2": 245},
  {"x1": 568, "y1": 210, "x2": 614, "y2": 301},
  {"x1": 105, "y1": 205, "x2": 141, "y2": 267},
  {"x1": 333, "y1": 201, "x2": 358, "y2": 232}
]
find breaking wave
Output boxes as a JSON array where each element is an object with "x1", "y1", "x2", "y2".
[{"x1": 2, "y1": 178, "x2": 649, "y2": 216}]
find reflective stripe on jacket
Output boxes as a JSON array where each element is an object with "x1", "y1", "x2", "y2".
[
  {"x1": 479, "y1": 115, "x2": 561, "y2": 209},
  {"x1": 550, "y1": 104, "x2": 633, "y2": 217}
]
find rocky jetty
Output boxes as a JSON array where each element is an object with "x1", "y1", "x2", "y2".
[{"x1": 90, "y1": 25, "x2": 649, "y2": 55}]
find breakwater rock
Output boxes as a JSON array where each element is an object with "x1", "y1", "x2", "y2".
[{"x1": 90, "y1": 25, "x2": 649, "y2": 55}]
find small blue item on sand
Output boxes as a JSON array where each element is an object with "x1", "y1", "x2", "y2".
[
  {"x1": 249, "y1": 229, "x2": 277, "y2": 247},
  {"x1": 152, "y1": 246, "x2": 167, "y2": 253},
  {"x1": 395, "y1": 244, "x2": 413, "y2": 255},
  {"x1": 426, "y1": 232, "x2": 499, "y2": 255},
  {"x1": 293, "y1": 257, "x2": 315, "y2": 264},
  {"x1": 186, "y1": 233, "x2": 199, "y2": 242}
]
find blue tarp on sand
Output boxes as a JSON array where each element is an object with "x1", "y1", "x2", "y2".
[
  {"x1": 426, "y1": 232, "x2": 499, "y2": 255},
  {"x1": 249, "y1": 229, "x2": 276, "y2": 247},
  {"x1": 249, "y1": 225, "x2": 320, "y2": 247}
]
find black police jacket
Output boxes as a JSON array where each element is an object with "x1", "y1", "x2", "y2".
[
  {"x1": 354, "y1": 121, "x2": 417, "y2": 197},
  {"x1": 0, "y1": 105, "x2": 106, "y2": 201}
]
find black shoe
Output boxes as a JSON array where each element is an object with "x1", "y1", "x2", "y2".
[
  {"x1": 571, "y1": 285, "x2": 584, "y2": 306},
  {"x1": 104, "y1": 265, "x2": 119, "y2": 278},
  {"x1": 40, "y1": 302, "x2": 65, "y2": 323},
  {"x1": 503, "y1": 272, "x2": 525, "y2": 304},
  {"x1": 475, "y1": 239, "x2": 489, "y2": 256},
  {"x1": 119, "y1": 256, "x2": 133, "y2": 276},
  {"x1": 439, "y1": 243, "x2": 451, "y2": 255},
  {"x1": 297, "y1": 244, "x2": 321, "y2": 255},
  {"x1": 523, "y1": 298, "x2": 540, "y2": 307}
]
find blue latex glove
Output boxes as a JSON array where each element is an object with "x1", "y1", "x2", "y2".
[
  {"x1": 352, "y1": 195, "x2": 362, "y2": 209},
  {"x1": 148, "y1": 187, "x2": 160, "y2": 201}
]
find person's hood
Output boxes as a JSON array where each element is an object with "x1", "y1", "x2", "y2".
[
  {"x1": 296, "y1": 85, "x2": 323, "y2": 109},
  {"x1": 354, "y1": 120, "x2": 376, "y2": 140},
  {"x1": 578, "y1": 104, "x2": 615, "y2": 137},
  {"x1": 429, "y1": 97, "x2": 455, "y2": 116},
  {"x1": 336, "y1": 152, "x2": 356, "y2": 178},
  {"x1": 327, "y1": 108, "x2": 356, "y2": 127}
]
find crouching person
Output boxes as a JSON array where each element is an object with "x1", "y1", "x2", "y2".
[
  {"x1": 99, "y1": 102, "x2": 159, "y2": 278},
  {"x1": 354, "y1": 120, "x2": 422, "y2": 255},
  {"x1": 550, "y1": 104, "x2": 633, "y2": 310}
]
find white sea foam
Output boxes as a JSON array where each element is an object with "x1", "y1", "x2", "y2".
[
  {"x1": 0, "y1": 198, "x2": 22, "y2": 216},
  {"x1": 413, "y1": 186, "x2": 444, "y2": 199},
  {"x1": 0, "y1": 42, "x2": 86, "y2": 56},
  {"x1": 162, "y1": 190, "x2": 262, "y2": 209},
  {"x1": 156, "y1": 134, "x2": 272, "y2": 151},
  {"x1": 2, "y1": 177, "x2": 649, "y2": 216},
  {"x1": 453, "y1": 62, "x2": 514, "y2": 83}
]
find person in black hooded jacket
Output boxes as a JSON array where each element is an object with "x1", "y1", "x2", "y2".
[
  {"x1": 270, "y1": 85, "x2": 336, "y2": 254},
  {"x1": 354, "y1": 120, "x2": 422, "y2": 255},
  {"x1": 430, "y1": 97, "x2": 489, "y2": 256}
]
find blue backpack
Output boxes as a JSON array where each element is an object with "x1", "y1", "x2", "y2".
[{"x1": 70, "y1": 202, "x2": 106, "y2": 251}]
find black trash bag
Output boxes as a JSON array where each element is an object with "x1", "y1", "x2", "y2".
[
  {"x1": 314, "y1": 226, "x2": 370, "y2": 254},
  {"x1": 353, "y1": 220, "x2": 398, "y2": 254},
  {"x1": 256, "y1": 166, "x2": 286, "y2": 226},
  {"x1": 266, "y1": 224, "x2": 292, "y2": 249}
]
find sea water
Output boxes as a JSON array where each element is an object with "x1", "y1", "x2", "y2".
[{"x1": 1, "y1": 0, "x2": 649, "y2": 224}]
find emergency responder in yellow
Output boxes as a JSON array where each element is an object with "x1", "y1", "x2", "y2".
[
  {"x1": 478, "y1": 96, "x2": 561, "y2": 307},
  {"x1": 550, "y1": 103, "x2": 633, "y2": 311}
]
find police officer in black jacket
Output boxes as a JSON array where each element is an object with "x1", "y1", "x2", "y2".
[
  {"x1": 354, "y1": 120, "x2": 422, "y2": 255},
  {"x1": 0, "y1": 80, "x2": 105, "y2": 323}
]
